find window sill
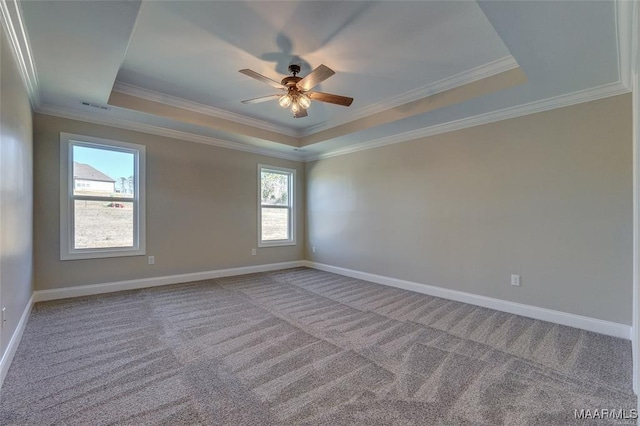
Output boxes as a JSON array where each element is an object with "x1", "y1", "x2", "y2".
[
  {"x1": 61, "y1": 248, "x2": 145, "y2": 261},
  {"x1": 258, "y1": 241, "x2": 297, "y2": 248}
]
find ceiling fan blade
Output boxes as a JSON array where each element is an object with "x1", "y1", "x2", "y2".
[
  {"x1": 309, "y1": 91, "x2": 353, "y2": 107},
  {"x1": 294, "y1": 108, "x2": 308, "y2": 118},
  {"x1": 297, "y1": 64, "x2": 335, "y2": 92},
  {"x1": 239, "y1": 69, "x2": 285, "y2": 90},
  {"x1": 241, "y1": 94, "x2": 282, "y2": 104}
]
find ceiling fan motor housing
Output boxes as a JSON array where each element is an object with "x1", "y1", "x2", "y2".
[{"x1": 281, "y1": 76, "x2": 302, "y2": 89}]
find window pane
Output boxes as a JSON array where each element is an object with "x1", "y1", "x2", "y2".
[
  {"x1": 74, "y1": 200, "x2": 133, "y2": 249},
  {"x1": 261, "y1": 171, "x2": 289, "y2": 206},
  {"x1": 261, "y1": 207, "x2": 289, "y2": 240},
  {"x1": 73, "y1": 145, "x2": 134, "y2": 198}
]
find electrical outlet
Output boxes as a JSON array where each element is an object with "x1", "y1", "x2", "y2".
[
  {"x1": 148, "y1": 256, "x2": 155, "y2": 265},
  {"x1": 251, "y1": 248, "x2": 256, "y2": 256},
  {"x1": 312, "y1": 246, "x2": 316, "y2": 253},
  {"x1": 511, "y1": 274, "x2": 521, "y2": 286}
]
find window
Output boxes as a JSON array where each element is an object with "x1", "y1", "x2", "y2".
[
  {"x1": 60, "y1": 133, "x2": 146, "y2": 260},
  {"x1": 258, "y1": 164, "x2": 295, "y2": 247}
]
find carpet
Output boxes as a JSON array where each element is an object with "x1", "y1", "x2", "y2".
[{"x1": 0, "y1": 267, "x2": 635, "y2": 425}]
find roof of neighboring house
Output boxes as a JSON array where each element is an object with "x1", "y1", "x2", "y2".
[{"x1": 73, "y1": 162, "x2": 116, "y2": 183}]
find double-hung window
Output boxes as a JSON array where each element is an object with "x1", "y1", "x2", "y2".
[
  {"x1": 258, "y1": 164, "x2": 295, "y2": 247},
  {"x1": 60, "y1": 133, "x2": 146, "y2": 260}
]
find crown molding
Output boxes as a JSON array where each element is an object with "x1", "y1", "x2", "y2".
[
  {"x1": 299, "y1": 55, "x2": 519, "y2": 137},
  {"x1": 632, "y1": 0, "x2": 639, "y2": 76},
  {"x1": 0, "y1": 0, "x2": 40, "y2": 107},
  {"x1": 113, "y1": 56, "x2": 518, "y2": 141},
  {"x1": 303, "y1": 81, "x2": 630, "y2": 162},
  {"x1": 616, "y1": 0, "x2": 635, "y2": 90},
  {"x1": 37, "y1": 78, "x2": 630, "y2": 166},
  {"x1": 111, "y1": 82, "x2": 300, "y2": 138},
  {"x1": 35, "y1": 103, "x2": 304, "y2": 162}
]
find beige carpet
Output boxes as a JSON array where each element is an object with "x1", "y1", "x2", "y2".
[{"x1": 0, "y1": 267, "x2": 635, "y2": 425}]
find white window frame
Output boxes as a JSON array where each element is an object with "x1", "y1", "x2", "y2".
[
  {"x1": 60, "y1": 132, "x2": 146, "y2": 260},
  {"x1": 258, "y1": 164, "x2": 296, "y2": 247}
]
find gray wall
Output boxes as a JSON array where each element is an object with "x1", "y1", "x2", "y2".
[
  {"x1": 306, "y1": 94, "x2": 632, "y2": 325},
  {"x1": 1, "y1": 26, "x2": 34, "y2": 356},
  {"x1": 34, "y1": 114, "x2": 304, "y2": 290}
]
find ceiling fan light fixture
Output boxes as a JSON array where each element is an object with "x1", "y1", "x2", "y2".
[
  {"x1": 298, "y1": 94, "x2": 311, "y2": 109},
  {"x1": 279, "y1": 94, "x2": 292, "y2": 108},
  {"x1": 240, "y1": 63, "x2": 353, "y2": 119}
]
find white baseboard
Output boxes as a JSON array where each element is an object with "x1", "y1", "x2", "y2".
[
  {"x1": 33, "y1": 261, "x2": 305, "y2": 302},
  {"x1": 0, "y1": 295, "x2": 34, "y2": 389},
  {"x1": 303, "y1": 261, "x2": 632, "y2": 340},
  {"x1": 26, "y1": 258, "x2": 633, "y2": 339}
]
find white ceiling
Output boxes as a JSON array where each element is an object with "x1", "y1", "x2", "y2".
[
  {"x1": 117, "y1": 1, "x2": 511, "y2": 129},
  {"x1": 11, "y1": 0, "x2": 632, "y2": 160}
]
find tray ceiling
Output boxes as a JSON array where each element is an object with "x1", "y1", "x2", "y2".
[{"x1": 10, "y1": 0, "x2": 630, "y2": 160}]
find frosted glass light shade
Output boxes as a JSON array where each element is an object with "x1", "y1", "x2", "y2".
[
  {"x1": 298, "y1": 94, "x2": 311, "y2": 109},
  {"x1": 279, "y1": 94, "x2": 292, "y2": 108}
]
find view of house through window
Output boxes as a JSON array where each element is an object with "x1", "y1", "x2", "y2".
[
  {"x1": 259, "y1": 165, "x2": 295, "y2": 246},
  {"x1": 73, "y1": 146, "x2": 135, "y2": 249},
  {"x1": 61, "y1": 133, "x2": 146, "y2": 260}
]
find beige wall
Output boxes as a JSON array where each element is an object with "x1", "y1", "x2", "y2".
[
  {"x1": 306, "y1": 94, "x2": 632, "y2": 325},
  {"x1": 1, "y1": 27, "x2": 34, "y2": 356},
  {"x1": 34, "y1": 114, "x2": 304, "y2": 290}
]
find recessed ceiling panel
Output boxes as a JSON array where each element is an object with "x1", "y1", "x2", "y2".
[{"x1": 117, "y1": 0, "x2": 512, "y2": 130}]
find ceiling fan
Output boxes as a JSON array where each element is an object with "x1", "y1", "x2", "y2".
[{"x1": 239, "y1": 64, "x2": 353, "y2": 118}]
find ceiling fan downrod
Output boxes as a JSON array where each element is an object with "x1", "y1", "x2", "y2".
[{"x1": 288, "y1": 64, "x2": 301, "y2": 77}]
